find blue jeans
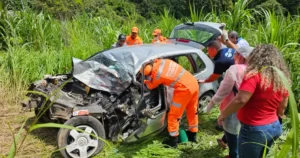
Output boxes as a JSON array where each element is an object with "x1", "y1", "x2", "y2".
[
  {"x1": 225, "y1": 130, "x2": 238, "y2": 158},
  {"x1": 238, "y1": 120, "x2": 282, "y2": 158}
]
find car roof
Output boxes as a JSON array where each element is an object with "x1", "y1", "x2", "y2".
[{"x1": 99, "y1": 43, "x2": 202, "y2": 74}]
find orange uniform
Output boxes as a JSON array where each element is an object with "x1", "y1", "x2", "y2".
[
  {"x1": 144, "y1": 59, "x2": 199, "y2": 136},
  {"x1": 126, "y1": 36, "x2": 143, "y2": 46},
  {"x1": 152, "y1": 36, "x2": 168, "y2": 44}
]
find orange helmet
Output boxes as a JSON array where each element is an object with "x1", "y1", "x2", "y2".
[
  {"x1": 131, "y1": 27, "x2": 139, "y2": 33},
  {"x1": 140, "y1": 64, "x2": 153, "y2": 76},
  {"x1": 152, "y1": 29, "x2": 161, "y2": 36}
]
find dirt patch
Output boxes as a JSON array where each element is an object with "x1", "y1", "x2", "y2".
[{"x1": 0, "y1": 87, "x2": 60, "y2": 158}]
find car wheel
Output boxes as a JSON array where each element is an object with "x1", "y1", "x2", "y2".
[
  {"x1": 198, "y1": 92, "x2": 213, "y2": 113},
  {"x1": 57, "y1": 116, "x2": 106, "y2": 158}
]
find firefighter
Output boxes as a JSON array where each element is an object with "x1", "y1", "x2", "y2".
[
  {"x1": 126, "y1": 26, "x2": 143, "y2": 46},
  {"x1": 140, "y1": 58, "x2": 199, "y2": 147},
  {"x1": 152, "y1": 29, "x2": 167, "y2": 44}
]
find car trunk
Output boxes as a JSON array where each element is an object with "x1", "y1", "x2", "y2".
[{"x1": 169, "y1": 22, "x2": 224, "y2": 50}]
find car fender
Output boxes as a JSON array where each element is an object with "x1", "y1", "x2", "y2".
[{"x1": 199, "y1": 81, "x2": 218, "y2": 97}]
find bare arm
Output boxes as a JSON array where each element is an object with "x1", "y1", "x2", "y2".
[
  {"x1": 277, "y1": 97, "x2": 288, "y2": 117},
  {"x1": 218, "y1": 90, "x2": 253, "y2": 124},
  {"x1": 225, "y1": 40, "x2": 238, "y2": 50},
  {"x1": 203, "y1": 73, "x2": 221, "y2": 83}
]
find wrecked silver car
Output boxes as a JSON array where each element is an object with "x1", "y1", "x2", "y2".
[{"x1": 22, "y1": 22, "x2": 224, "y2": 158}]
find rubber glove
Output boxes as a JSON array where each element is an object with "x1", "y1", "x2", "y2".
[{"x1": 206, "y1": 100, "x2": 214, "y2": 114}]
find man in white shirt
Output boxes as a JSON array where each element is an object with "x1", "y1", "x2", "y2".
[{"x1": 222, "y1": 30, "x2": 249, "y2": 50}]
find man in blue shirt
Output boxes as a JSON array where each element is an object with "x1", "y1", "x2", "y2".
[
  {"x1": 198, "y1": 38, "x2": 236, "y2": 149},
  {"x1": 198, "y1": 39, "x2": 236, "y2": 83}
]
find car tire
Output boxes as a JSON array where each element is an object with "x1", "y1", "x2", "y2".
[
  {"x1": 198, "y1": 91, "x2": 214, "y2": 113},
  {"x1": 57, "y1": 116, "x2": 106, "y2": 158}
]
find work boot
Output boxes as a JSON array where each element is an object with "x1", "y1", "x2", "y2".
[
  {"x1": 162, "y1": 136, "x2": 178, "y2": 148},
  {"x1": 186, "y1": 131, "x2": 197, "y2": 143}
]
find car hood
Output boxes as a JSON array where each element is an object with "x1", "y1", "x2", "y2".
[{"x1": 72, "y1": 54, "x2": 132, "y2": 95}]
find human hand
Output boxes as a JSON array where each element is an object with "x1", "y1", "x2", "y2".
[
  {"x1": 222, "y1": 29, "x2": 229, "y2": 41},
  {"x1": 217, "y1": 113, "x2": 225, "y2": 126},
  {"x1": 206, "y1": 100, "x2": 214, "y2": 114},
  {"x1": 198, "y1": 79, "x2": 205, "y2": 84}
]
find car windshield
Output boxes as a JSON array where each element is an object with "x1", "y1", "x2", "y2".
[
  {"x1": 86, "y1": 53, "x2": 132, "y2": 83},
  {"x1": 73, "y1": 53, "x2": 132, "y2": 95},
  {"x1": 171, "y1": 27, "x2": 214, "y2": 44}
]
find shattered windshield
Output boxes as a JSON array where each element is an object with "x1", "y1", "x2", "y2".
[
  {"x1": 72, "y1": 53, "x2": 132, "y2": 95},
  {"x1": 86, "y1": 54, "x2": 132, "y2": 82}
]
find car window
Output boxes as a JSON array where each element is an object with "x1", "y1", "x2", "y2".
[
  {"x1": 191, "y1": 53, "x2": 205, "y2": 73},
  {"x1": 172, "y1": 28, "x2": 214, "y2": 44},
  {"x1": 176, "y1": 56, "x2": 194, "y2": 74}
]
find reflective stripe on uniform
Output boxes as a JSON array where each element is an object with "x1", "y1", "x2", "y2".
[
  {"x1": 169, "y1": 131, "x2": 179, "y2": 136},
  {"x1": 156, "y1": 59, "x2": 165, "y2": 80},
  {"x1": 166, "y1": 61, "x2": 178, "y2": 78},
  {"x1": 171, "y1": 101, "x2": 181, "y2": 108},
  {"x1": 188, "y1": 125, "x2": 198, "y2": 130},
  {"x1": 169, "y1": 69, "x2": 186, "y2": 87}
]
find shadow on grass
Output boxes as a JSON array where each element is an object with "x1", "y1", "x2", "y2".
[
  {"x1": 115, "y1": 130, "x2": 169, "y2": 158},
  {"x1": 179, "y1": 145, "x2": 225, "y2": 158},
  {"x1": 25, "y1": 116, "x2": 63, "y2": 158}
]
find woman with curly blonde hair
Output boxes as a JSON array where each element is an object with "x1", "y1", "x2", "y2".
[{"x1": 217, "y1": 44, "x2": 290, "y2": 158}]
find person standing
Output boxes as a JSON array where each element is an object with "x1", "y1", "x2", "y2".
[
  {"x1": 218, "y1": 44, "x2": 290, "y2": 158},
  {"x1": 140, "y1": 58, "x2": 199, "y2": 148},
  {"x1": 222, "y1": 30, "x2": 249, "y2": 50},
  {"x1": 198, "y1": 39, "x2": 236, "y2": 83},
  {"x1": 126, "y1": 26, "x2": 143, "y2": 46},
  {"x1": 111, "y1": 34, "x2": 127, "y2": 48},
  {"x1": 152, "y1": 29, "x2": 167, "y2": 44},
  {"x1": 206, "y1": 46, "x2": 254, "y2": 158}
]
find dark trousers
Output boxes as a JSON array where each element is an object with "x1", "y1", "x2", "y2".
[{"x1": 224, "y1": 130, "x2": 238, "y2": 158}]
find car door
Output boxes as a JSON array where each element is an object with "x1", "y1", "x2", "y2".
[
  {"x1": 168, "y1": 22, "x2": 224, "y2": 50},
  {"x1": 164, "y1": 52, "x2": 215, "y2": 97}
]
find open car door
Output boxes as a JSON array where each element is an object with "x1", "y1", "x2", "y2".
[{"x1": 169, "y1": 22, "x2": 224, "y2": 50}]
